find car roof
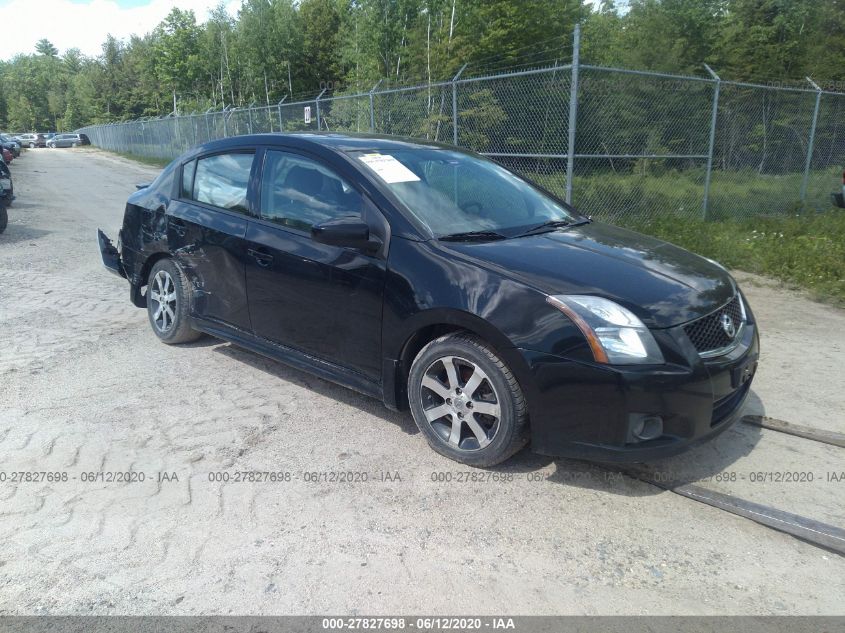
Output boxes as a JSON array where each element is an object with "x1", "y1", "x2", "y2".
[{"x1": 190, "y1": 132, "x2": 457, "y2": 158}]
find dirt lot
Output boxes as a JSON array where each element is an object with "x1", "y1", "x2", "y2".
[{"x1": 0, "y1": 148, "x2": 843, "y2": 615}]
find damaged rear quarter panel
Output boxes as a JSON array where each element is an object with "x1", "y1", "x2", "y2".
[{"x1": 121, "y1": 162, "x2": 176, "y2": 289}]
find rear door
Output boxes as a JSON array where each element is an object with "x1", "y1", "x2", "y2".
[
  {"x1": 244, "y1": 148, "x2": 388, "y2": 380},
  {"x1": 167, "y1": 149, "x2": 258, "y2": 331}
]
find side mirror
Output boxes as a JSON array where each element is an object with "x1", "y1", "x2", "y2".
[{"x1": 311, "y1": 216, "x2": 381, "y2": 252}]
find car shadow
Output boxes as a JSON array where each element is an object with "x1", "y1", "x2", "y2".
[
  {"x1": 0, "y1": 222, "x2": 51, "y2": 246},
  {"x1": 493, "y1": 389, "x2": 766, "y2": 497},
  {"x1": 211, "y1": 341, "x2": 420, "y2": 436},
  {"x1": 6, "y1": 199, "x2": 37, "y2": 210}
]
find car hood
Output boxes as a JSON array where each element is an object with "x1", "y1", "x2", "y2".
[{"x1": 438, "y1": 222, "x2": 736, "y2": 328}]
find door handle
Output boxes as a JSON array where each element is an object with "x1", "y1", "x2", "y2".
[
  {"x1": 248, "y1": 248, "x2": 274, "y2": 267},
  {"x1": 168, "y1": 218, "x2": 187, "y2": 237}
]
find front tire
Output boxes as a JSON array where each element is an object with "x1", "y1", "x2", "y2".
[
  {"x1": 28, "y1": 143, "x2": 35, "y2": 149},
  {"x1": 146, "y1": 259, "x2": 201, "y2": 344},
  {"x1": 0, "y1": 206, "x2": 7, "y2": 234},
  {"x1": 408, "y1": 332, "x2": 529, "y2": 467}
]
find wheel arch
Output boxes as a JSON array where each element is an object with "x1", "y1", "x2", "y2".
[
  {"x1": 131, "y1": 251, "x2": 172, "y2": 308},
  {"x1": 383, "y1": 309, "x2": 536, "y2": 413}
]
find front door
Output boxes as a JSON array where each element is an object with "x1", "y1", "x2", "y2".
[{"x1": 244, "y1": 149, "x2": 387, "y2": 381}]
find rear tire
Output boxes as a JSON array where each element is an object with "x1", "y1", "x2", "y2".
[
  {"x1": 408, "y1": 332, "x2": 529, "y2": 467},
  {"x1": 146, "y1": 259, "x2": 201, "y2": 345},
  {"x1": 28, "y1": 143, "x2": 34, "y2": 149},
  {"x1": 0, "y1": 206, "x2": 7, "y2": 234}
]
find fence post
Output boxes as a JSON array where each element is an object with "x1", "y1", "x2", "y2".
[
  {"x1": 169, "y1": 114, "x2": 177, "y2": 157},
  {"x1": 451, "y1": 64, "x2": 468, "y2": 146},
  {"x1": 801, "y1": 77, "x2": 823, "y2": 205},
  {"x1": 204, "y1": 107, "x2": 214, "y2": 142},
  {"x1": 702, "y1": 63, "x2": 721, "y2": 220},
  {"x1": 315, "y1": 88, "x2": 327, "y2": 130},
  {"x1": 247, "y1": 101, "x2": 256, "y2": 134},
  {"x1": 277, "y1": 96, "x2": 287, "y2": 131},
  {"x1": 565, "y1": 22, "x2": 581, "y2": 204},
  {"x1": 369, "y1": 79, "x2": 383, "y2": 132}
]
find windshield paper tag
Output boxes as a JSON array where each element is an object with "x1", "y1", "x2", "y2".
[{"x1": 357, "y1": 153, "x2": 420, "y2": 183}]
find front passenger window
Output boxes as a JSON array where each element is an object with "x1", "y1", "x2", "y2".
[{"x1": 260, "y1": 151, "x2": 363, "y2": 232}]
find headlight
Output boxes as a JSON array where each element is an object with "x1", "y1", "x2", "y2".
[{"x1": 546, "y1": 295, "x2": 665, "y2": 365}]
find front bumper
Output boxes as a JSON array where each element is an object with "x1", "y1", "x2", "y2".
[{"x1": 522, "y1": 321, "x2": 759, "y2": 462}]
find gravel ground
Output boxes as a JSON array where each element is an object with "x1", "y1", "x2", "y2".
[{"x1": 0, "y1": 148, "x2": 843, "y2": 615}]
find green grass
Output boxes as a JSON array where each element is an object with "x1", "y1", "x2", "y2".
[
  {"x1": 620, "y1": 211, "x2": 845, "y2": 305},
  {"x1": 109, "y1": 150, "x2": 171, "y2": 168},
  {"x1": 532, "y1": 167, "x2": 840, "y2": 220},
  {"x1": 529, "y1": 165, "x2": 845, "y2": 305}
]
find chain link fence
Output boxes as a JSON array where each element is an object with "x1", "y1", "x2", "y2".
[{"x1": 78, "y1": 34, "x2": 845, "y2": 224}]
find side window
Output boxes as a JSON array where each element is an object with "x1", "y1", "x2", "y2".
[
  {"x1": 193, "y1": 152, "x2": 254, "y2": 214},
  {"x1": 181, "y1": 159, "x2": 196, "y2": 199},
  {"x1": 260, "y1": 150, "x2": 363, "y2": 232}
]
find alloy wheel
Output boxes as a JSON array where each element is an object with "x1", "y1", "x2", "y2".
[
  {"x1": 149, "y1": 270, "x2": 177, "y2": 332},
  {"x1": 419, "y1": 355, "x2": 501, "y2": 451}
]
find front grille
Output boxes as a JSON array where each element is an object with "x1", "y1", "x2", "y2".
[{"x1": 683, "y1": 295, "x2": 743, "y2": 355}]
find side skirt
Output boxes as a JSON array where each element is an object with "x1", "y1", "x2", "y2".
[{"x1": 192, "y1": 316, "x2": 384, "y2": 402}]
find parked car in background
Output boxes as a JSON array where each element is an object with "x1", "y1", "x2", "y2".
[
  {"x1": 99, "y1": 132, "x2": 759, "y2": 467},
  {"x1": 1, "y1": 147, "x2": 12, "y2": 164},
  {"x1": 0, "y1": 141, "x2": 13, "y2": 232},
  {"x1": 18, "y1": 133, "x2": 47, "y2": 148},
  {"x1": 0, "y1": 134, "x2": 21, "y2": 157},
  {"x1": 48, "y1": 133, "x2": 86, "y2": 148}
]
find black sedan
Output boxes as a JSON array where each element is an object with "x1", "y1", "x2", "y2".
[{"x1": 99, "y1": 133, "x2": 759, "y2": 467}]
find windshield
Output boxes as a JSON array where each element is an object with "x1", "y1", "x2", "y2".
[{"x1": 351, "y1": 148, "x2": 580, "y2": 238}]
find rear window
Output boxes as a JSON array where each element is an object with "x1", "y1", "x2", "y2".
[{"x1": 192, "y1": 152, "x2": 254, "y2": 214}]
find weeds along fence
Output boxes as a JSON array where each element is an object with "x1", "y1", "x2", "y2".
[{"x1": 78, "y1": 34, "x2": 845, "y2": 224}]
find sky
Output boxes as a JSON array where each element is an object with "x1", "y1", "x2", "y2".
[
  {"x1": 0, "y1": 0, "x2": 240, "y2": 60},
  {"x1": 0, "y1": 0, "x2": 617, "y2": 62}
]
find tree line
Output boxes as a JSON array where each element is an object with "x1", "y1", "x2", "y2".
[{"x1": 0, "y1": 0, "x2": 843, "y2": 133}]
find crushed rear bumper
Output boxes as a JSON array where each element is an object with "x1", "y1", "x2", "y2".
[{"x1": 97, "y1": 229, "x2": 126, "y2": 278}]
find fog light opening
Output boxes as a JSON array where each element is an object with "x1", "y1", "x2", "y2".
[{"x1": 629, "y1": 415, "x2": 664, "y2": 442}]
